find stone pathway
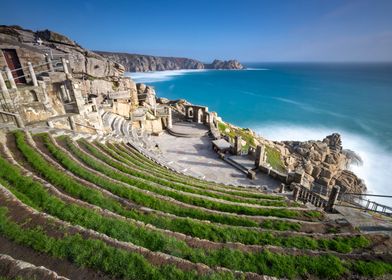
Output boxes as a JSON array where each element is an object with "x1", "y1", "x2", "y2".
[{"x1": 152, "y1": 123, "x2": 280, "y2": 190}]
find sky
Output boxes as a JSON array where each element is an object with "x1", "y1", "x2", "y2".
[{"x1": 1, "y1": 0, "x2": 392, "y2": 62}]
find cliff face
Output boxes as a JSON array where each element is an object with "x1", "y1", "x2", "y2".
[
  {"x1": 95, "y1": 51, "x2": 244, "y2": 72},
  {"x1": 205, "y1": 59, "x2": 244, "y2": 70}
]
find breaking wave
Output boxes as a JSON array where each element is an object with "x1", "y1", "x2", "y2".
[
  {"x1": 253, "y1": 123, "x2": 392, "y2": 205},
  {"x1": 125, "y1": 69, "x2": 206, "y2": 83}
]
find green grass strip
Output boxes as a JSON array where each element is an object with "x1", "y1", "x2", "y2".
[
  {"x1": 2, "y1": 206, "x2": 389, "y2": 279},
  {"x1": 95, "y1": 141, "x2": 289, "y2": 207},
  {"x1": 16, "y1": 131, "x2": 259, "y2": 228},
  {"x1": 112, "y1": 142, "x2": 284, "y2": 200},
  {"x1": 77, "y1": 139, "x2": 316, "y2": 220},
  {"x1": 119, "y1": 143, "x2": 282, "y2": 196},
  {"x1": 0, "y1": 207, "x2": 236, "y2": 280},
  {"x1": 0, "y1": 154, "x2": 373, "y2": 277},
  {"x1": 0, "y1": 153, "x2": 370, "y2": 256}
]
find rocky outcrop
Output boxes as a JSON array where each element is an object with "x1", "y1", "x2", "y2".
[
  {"x1": 205, "y1": 59, "x2": 244, "y2": 70},
  {"x1": 280, "y1": 133, "x2": 365, "y2": 194},
  {"x1": 95, "y1": 51, "x2": 244, "y2": 72},
  {"x1": 136, "y1": 83, "x2": 156, "y2": 108}
]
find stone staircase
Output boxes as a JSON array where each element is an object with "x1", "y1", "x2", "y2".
[{"x1": 223, "y1": 156, "x2": 250, "y2": 175}]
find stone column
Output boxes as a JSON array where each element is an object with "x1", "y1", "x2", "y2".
[
  {"x1": 14, "y1": 114, "x2": 25, "y2": 128},
  {"x1": 255, "y1": 145, "x2": 265, "y2": 167},
  {"x1": 61, "y1": 58, "x2": 70, "y2": 75},
  {"x1": 68, "y1": 116, "x2": 76, "y2": 131},
  {"x1": 70, "y1": 82, "x2": 86, "y2": 115},
  {"x1": 167, "y1": 107, "x2": 173, "y2": 129},
  {"x1": 46, "y1": 55, "x2": 54, "y2": 72},
  {"x1": 279, "y1": 183, "x2": 285, "y2": 193},
  {"x1": 234, "y1": 135, "x2": 242, "y2": 155},
  {"x1": 27, "y1": 62, "x2": 38, "y2": 87},
  {"x1": 5, "y1": 67, "x2": 17, "y2": 89},
  {"x1": 325, "y1": 185, "x2": 340, "y2": 212},
  {"x1": 47, "y1": 120, "x2": 54, "y2": 128},
  {"x1": 293, "y1": 169, "x2": 304, "y2": 185},
  {"x1": 293, "y1": 185, "x2": 300, "y2": 201},
  {"x1": 0, "y1": 72, "x2": 8, "y2": 94},
  {"x1": 60, "y1": 85, "x2": 69, "y2": 102},
  {"x1": 247, "y1": 170, "x2": 256, "y2": 180}
]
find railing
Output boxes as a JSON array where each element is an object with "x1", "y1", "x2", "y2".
[
  {"x1": 293, "y1": 184, "x2": 328, "y2": 208},
  {"x1": 310, "y1": 183, "x2": 331, "y2": 197},
  {"x1": 0, "y1": 56, "x2": 69, "y2": 93},
  {"x1": 0, "y1": 110, "x2": 24, "y2": 128},
  {"x1": 339, "y1": 193, "x2": 392, "y2": 217}
]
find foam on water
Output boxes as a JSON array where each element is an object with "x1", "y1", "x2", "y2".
[
  {"x1": 125, "y1": 69, "x2": 206, "y2": 83},
  {"x1": 254, "y1": 123, "x2": 392, "y2": 205}
]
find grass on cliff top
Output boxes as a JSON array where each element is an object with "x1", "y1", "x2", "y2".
[
  {"x1": 217, "y1": 121, "x2": 256, "y2": 148},
  {"x1": 265, "y1": 145, "x2": 287, "y2": 173},
  {"x1": 218, "y1": 121, "x2": 287, "y2": 173}
]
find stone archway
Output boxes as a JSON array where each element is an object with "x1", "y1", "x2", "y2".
[
  {"x1": 197, "y1": 108, "x2": 203, "y2": 123},
  {"x1": 188, "y1": 107, "x2": 194, "y2": 118},
  {"x1": 205, "y1": 113, "x2": 210, "y2": 124}
]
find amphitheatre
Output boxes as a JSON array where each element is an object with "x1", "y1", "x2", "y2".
[{"x1": 0, "y1": 25, "x2": 391, "y2": 280}]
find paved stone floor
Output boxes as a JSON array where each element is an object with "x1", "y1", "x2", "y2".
[
  {"x1": 331, "y1": 205, "x2": 392, "y2": 234},
  {"x1": 168, "y1": 122, "x2": 208, "y2": 136},
  {"x1": 228, "y1": 155, "x2": 257, "y2": 170},
  {"x1": 152, "y1": 123, "x2": 280, "y2": 190}
]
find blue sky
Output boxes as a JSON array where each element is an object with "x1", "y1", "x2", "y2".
[{"x1": 1, "y1": 0, "x2": 392, "y2": 62}]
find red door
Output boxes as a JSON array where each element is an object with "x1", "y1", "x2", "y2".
[{"x1": 2, "y1": 49, "x2": 26, "y2": 84}]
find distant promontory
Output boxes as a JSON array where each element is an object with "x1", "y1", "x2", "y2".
[{"x1": 95, "y1": 51, "x2": 245, "y2": 72}]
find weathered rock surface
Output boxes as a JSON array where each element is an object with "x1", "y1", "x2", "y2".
[
  {"x1": 205, "y1": 59, "x2": 244, "y2": 70},
  {"x1": 280, "y1": 133, "x2": 365, "y2": 193},
  {"x1": 95, "y1": 51, "x2": 244, "y2": 72},
  {"x1": 0, "y1": 254, "x2": 68, "y2": 280},
  {"x1": 137, "y1": 83, "x2": 156, "y2": 108}
]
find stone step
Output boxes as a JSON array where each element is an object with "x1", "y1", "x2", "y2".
[{"x1": 223, "y1": 156, "x2": 249, "y2": 175}]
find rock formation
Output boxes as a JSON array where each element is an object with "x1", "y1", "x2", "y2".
[
  {"x1": 205, "y1": 59, "x2": 244, "y2": 70},
  {"x1": 95, "y1": 51, "x2": 244, "y2": 72},
  {"x1": 279, "y1": 133, "x2": 365, "y2": 193}
]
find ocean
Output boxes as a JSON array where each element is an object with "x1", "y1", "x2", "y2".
[{"x1": 126, "y1": 63, "x2": 392, "y2": 204}]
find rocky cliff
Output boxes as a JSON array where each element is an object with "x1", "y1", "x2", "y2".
[{"x1": 95, "y1": 51, "x2": 244, "y2": 72}]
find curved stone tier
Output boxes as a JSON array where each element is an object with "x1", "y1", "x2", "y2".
[{"x1": 167, "y1": 122, "x2": 209, "y2": 138}]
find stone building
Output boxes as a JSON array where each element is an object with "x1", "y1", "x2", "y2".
[{"x1": 0, "y1": 25, "x2": 169, "y2": 135}]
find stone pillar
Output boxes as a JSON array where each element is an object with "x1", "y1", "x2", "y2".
[
  {"x1": 61, "y1": 58, "x2": 70, "y2": 75},
  {"x1": 247, "y1": 170, "x2": 256, "y2": 180},
  {"x1": 325, "y1": 185, "x2": 340, "y2": 212},
  {"x1": 27, "y1": 62, "x2": 38, "y2": 87},
  {"x1": 255, "y1": 145, "x2": 265, "y2": 167},
  {"x1": 60, "y1": 85, "x2": 69, "y2": 102},
  {"x1": 5, "y1": 67, "x2": 17, "y2": 89},
  {"x1": 70, "y1": 82, "x2": 86, "y2": 114},
  {"x1": 279, "y1": 183, "x2": 285, "y2": 194},
  {"x1": 92, "y1": 97, "x2": 104, "y2": 131},
  {"x1": 167, "y1": 107, "x2": 173, "y2": 129},
  {"x1": 46, "y1": 55, "x2": 54, "y2": 72},
  {"x1": 293, "y1": 185, "x2": 300, "y2": 201},
  {"x1": 293, "y1": 169, "x2": 304, "y2": 185},
  {"x1": 0, "y1": 72, "x2": 8, "y2": 94},
  {"x1": 14, "y1": 114, "x2": 25, "y2": 128},
  {"x1": 234, "y1": 135, "x2": 242, "y2": 155},
  {"x1": 68, "y1": 116, "x2": 76, "y2": 131}
]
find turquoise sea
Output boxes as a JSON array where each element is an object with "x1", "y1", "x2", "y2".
[{"x1": 127, "y1": 63, "x2": 392, "y2": 203}]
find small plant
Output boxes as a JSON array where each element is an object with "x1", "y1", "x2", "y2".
[{"x1": 265, "y1": 145, "x2": 286, "y2": 173}]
